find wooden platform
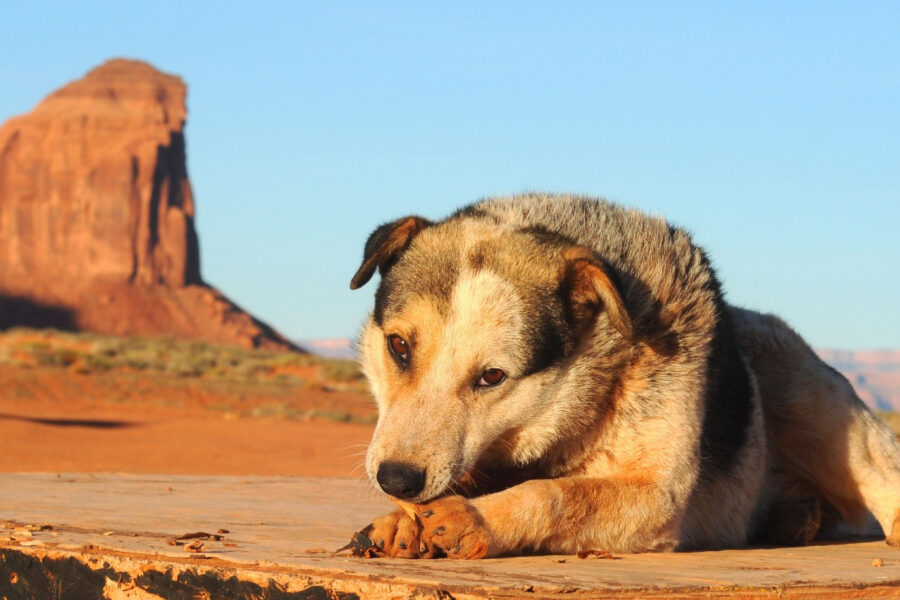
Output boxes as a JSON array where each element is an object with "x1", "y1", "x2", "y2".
[{"x1": 1, "y1": 473, "x2": 898, "y2": 599}]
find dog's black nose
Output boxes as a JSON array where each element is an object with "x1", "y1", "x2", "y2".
[{"x1": 376, "y1": 461, "x2": 426, "y2": 499}]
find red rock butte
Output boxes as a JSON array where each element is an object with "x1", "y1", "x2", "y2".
[{"x1": 0, "y1": 58, "x2": 296, "y2": 350}]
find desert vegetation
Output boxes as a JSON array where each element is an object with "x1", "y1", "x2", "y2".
[
  {"x1": 0, "y1": 328, "x2": 375, "y2": 425},
  {"x1": 0, "y1": 327, "x2": 362, "y2": 384}
]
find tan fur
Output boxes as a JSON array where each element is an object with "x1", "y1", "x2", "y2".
[
  {"x1": 563, "y1": 247, "x2": 632, "y2": 338},
  {"x1": 888, "y1": 510, "x2": 900, "y2": 547},
  {"x1": 354, "y1": 194, "x2": 900, "y2": 558}
]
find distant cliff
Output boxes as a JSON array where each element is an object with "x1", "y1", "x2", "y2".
[
  {"x1": 817, "y1": 349, "x2": 900, "y2": 412},
  {"x1": 299, "y1": 338, "x2": 358, "y2": 360},
  {"x1": 0, "y1": 59, "x2": 296, "y2": 350}
]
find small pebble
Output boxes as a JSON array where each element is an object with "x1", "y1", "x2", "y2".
[{"x1": 872, "y1": 558, "x2": 884, "y2": 567}]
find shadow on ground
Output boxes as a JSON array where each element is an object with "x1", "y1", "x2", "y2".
[{"x1": 0, "y1": 412, "x2": 137, "y2": 429}]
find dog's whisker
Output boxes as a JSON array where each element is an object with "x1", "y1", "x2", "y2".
[
  {"x1": 341, "y1": 450, "x2": 369, "y2": 461},
  {"x1": 338, "y1": 443, "x2": 370, "y2": 454}
]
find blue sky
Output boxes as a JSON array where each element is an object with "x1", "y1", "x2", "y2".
[{"x1": 3, "y1": 2, "x2": 898, "y2": 349}]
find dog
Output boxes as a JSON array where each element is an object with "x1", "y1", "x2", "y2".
[{"x1": 349, "y1": 193, "x2": 900, "y2": 559}]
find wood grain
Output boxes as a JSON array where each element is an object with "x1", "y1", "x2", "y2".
[{"x1": 1, "y1": 473, "x2": 898, "y2": 599}]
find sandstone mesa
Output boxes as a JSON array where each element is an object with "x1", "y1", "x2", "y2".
[{"x1": 0, "y1": 58, "x2": 295, "y2": 350}]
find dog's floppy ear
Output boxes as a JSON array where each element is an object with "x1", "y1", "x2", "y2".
[
  {"x1": 350, "y1": 216, "x2": 432, "y2": 289},
  {"x1": 562, "y1": 247, "x2": 632, "y2": 339}
]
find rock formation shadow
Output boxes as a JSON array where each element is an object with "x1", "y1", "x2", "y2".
[{"x1": 0, "y1": 295, "x2": 77, "y2": 331}]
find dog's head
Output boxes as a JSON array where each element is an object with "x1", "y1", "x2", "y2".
[{"x1": 350, "y1": 212, "x2": 631, "y2": 502}]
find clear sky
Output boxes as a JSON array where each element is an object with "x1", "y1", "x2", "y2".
[{"x1": 3, "y1": 2, "x2": 898, "y2": 349}]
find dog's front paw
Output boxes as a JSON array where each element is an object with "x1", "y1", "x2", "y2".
[
  {"x1": 418, "y1": 495, "x2": 491, "y2": 559},
  {"x1": 368, "y1": 509, "x2": 425, "y2": 558}
]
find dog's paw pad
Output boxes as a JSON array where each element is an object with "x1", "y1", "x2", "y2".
[{"x1": 417, "y1": 495, "x2": 491, "y2": 559}]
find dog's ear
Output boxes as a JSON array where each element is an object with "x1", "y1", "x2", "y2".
[
  {"x1": 350, "y1": 216, "x2": 432, "y2": 289},
  {"x1": 562, "y1": 247, "x2": 632, "y2": 339}
]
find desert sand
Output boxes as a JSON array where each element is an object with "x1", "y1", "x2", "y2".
[{"x1": 0, "y1": 364, "x2": 375, "y2": 478}]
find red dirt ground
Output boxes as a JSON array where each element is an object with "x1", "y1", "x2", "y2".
[{"x1": 0, "y1": 365, "x2": 376, "y2": 477}]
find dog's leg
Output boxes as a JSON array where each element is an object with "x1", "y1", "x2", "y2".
[
  {"x1": 732, "y1": 308, "x2": 900, "y2": 546},
  {"x1": 418, "y1": 477, "x2": 679, "y2": 557},
  {"x1": 845, "y1": 409, "x2": 900, "y2": 546},
  {"x1": 366, "y1": 476, "x2": 678, "y2": 558}
]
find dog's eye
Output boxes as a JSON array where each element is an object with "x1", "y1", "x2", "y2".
[
  {"x1": 477, "y1": 368, "x2": 506, "y2": 387},
  {"x1": 387, "y1": 334, "x2": 410, "y2": 366}
]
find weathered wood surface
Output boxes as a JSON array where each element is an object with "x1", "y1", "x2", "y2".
[{"x1": 0, "y1": 473, "x2": 898, "y2": 599}]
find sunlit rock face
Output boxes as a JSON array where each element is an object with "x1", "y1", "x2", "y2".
[{"x1": 0, "y1": 59, "x2": 295, "y2": 351}]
